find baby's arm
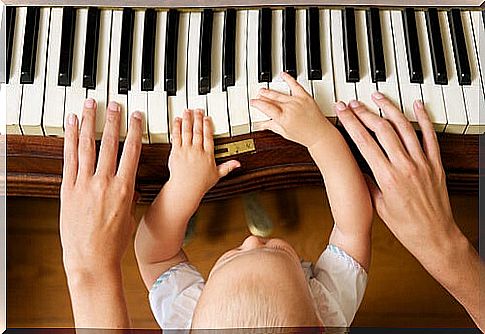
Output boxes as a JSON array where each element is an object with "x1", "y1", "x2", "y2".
[
  {"x1": 135, "y1": 110, "x2": 240, "y2": 288},
  {"x1": 251, "y1": 73, "x2": 373, "y2": 270}
]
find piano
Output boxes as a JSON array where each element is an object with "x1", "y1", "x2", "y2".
[{"x1": 3, "y1": 3, "x2": 483, "y2": 202}]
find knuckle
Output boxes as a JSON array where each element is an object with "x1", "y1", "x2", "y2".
[
  {"x1": 79, "y1": 134, "x2": 95, "y2": 151},
  {"x1": 375, "y1": 119, "x2": 391, "y2": 133}
]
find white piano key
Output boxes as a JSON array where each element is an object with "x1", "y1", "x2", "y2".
[
  {"x1": 269, "y1": 9, "x2": 290, "y2": 96},
  {"x1": 472, "y1": 11, "x2": 484, "y2": 95},
  {"x1": 148, "y1": 10, "x2": 169, "y2": 143},
  {"x1": 416, "y1": 11, "x2": 447, "y2": 132},
  {"x1": 64, "y1": 8, "x2": 88, "y2": 132},
  {"x1": 43, "y1": 7, "x2": 65, "y2": 136},
  {"x1": 187, "y1": 11, "x2": 206, "y2": 111},
  {"x1": 20, "y1": 7, "x2": 50, "y2": 135},
  {"x1": 439, "y1": 11, "x2": 468, "y2": 134},
  {"x1": 463, "y1": 11, "x2": 484, "y2": 134},
  {"x1": 227, "y1": 10, "x2": 250, "y2": 136},
  {"x1": 391, "y1": 10, "x2": 422, "y2": 127},
  {"x1": 312, "y1": 9, "x2": 336, "y2": 123},
  {"x1": 88, "y1": 9, "x2": 112, "y2": 140},
  {"x1": 167, "y1": 11, "x2": 189, "y2": 136},
  {"x1": 207, "y1": 11, "x2": 230, "y2": 138},
  {"x1": 378, "y1": 10, "x2": 402, "y2": 111},
  {"x1": 330, "y1": 10, "x2": 356, "y2": 105},
  {"x1": 295, "y1": 9, "x2": 311, "y2": 95},
  {"x1": 128, "y1": 10, "x2": 149, "y2": 143},
  {"x1": 6, "y1": 7, "x2": 26, "y2": 135},
  {"x1": 0, "y1": 84, "x2": 5, "y2": 135},
  {"x1": 355, "y1": 10, "x2": 379, "y2": 114},
  {"x1": 247, "y1": 9, "x2": 269, "y2": 130},
  {"x1": 108, "y1": 10, "x2": 128, "y2": 139}
]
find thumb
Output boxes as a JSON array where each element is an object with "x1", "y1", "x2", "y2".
[
  {"x1": 364, "y1": 174, "x2": 383, "y2": 210},
  {"x1": 217, "y1": 160, "x2": 241, "y2": 178}
]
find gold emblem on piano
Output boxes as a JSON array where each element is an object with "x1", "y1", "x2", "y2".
[{"x1": 214, "y1": 139, "x2": 255, "y2": 158}]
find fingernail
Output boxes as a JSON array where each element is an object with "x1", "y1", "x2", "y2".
[
  {"x1": 415, "y1": 100, "x2": 424, "y2": 108},
  {"x1": 349, "y1": 100, "x2": 361, "y2": 108},
  {"x1": 84, "y1": 98, "x2": 95, "y2": 109},
  {"x1": 68, "y1": 113, "x2": 77, "y2": 126},
  {"x1": 372, "y1": 91, "x2": 385, "y2": 100},
  {"x1": 108, "y1": 101, "x2": 119, "y2": 112},
  {"x1": 335, "y1": 101, "x2": 347, "y2": 111},
  {"x1": 132, "y1": 111, "x2": 142, "y2": 120}
]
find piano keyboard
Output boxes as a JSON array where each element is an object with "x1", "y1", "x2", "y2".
[{"x1": 3, "y1": 6, "x2": 485, "y2": 143}]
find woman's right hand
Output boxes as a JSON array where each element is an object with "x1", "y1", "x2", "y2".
[{"x1": 336, "y1": 93, "x2": 481, "y2": 330}]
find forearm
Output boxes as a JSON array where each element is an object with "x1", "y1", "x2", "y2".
[
  {"x1": 308, "y1": 126, "x2": 373, "y2": 235},
  {"x1": 66, "y1": 267, "x2": 130, "y2": 329},
  {"x1": 416, "y1": 228, "x2": 482, "y2": 330},
  {"x1": 135, "y1": 180, "x2": 200, "y2": 264}
]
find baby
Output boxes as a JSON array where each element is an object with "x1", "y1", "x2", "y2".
[{"x1": 134, "y1": 72, "x2": 373, "y2": 329}]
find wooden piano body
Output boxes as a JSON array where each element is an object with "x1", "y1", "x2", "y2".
[{"x1": 4, "y1": 1, "x2": 483, "y2": 202}]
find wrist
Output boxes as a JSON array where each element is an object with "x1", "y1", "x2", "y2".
[{"x1": 307, "y1": 126, "x2": 340, "y2": 152}]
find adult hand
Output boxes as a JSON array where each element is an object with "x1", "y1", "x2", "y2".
[
  {"x1": 60, "y1": 98, "x2": 142, "y2": 328},
  {"x1": 336, "y1": 92, "x2": 482, "y2": 330}
]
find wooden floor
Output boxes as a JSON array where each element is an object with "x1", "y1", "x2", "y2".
[{"x1": 6, "y1": 187, "x2": 478, "y2": 329}]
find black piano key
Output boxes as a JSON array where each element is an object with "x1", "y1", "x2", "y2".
[
  {"x1": 258, "y1": 8, "x2": 272, "y2": 83},
  {"x1": 141, "y1": 8, "x2": 156, "y2": 91},
  {"x1": 402, "y1": 8, "x2": 423, "y2": 84},
  {"x1": 448, "y1": 9, "x2": 471, "y2": 85},
  {"x1": 425, "y1": 8, "x2": 448, "y2": 85},
  {"x1": 283, "y1": 7, "x2": 296, "y2": 79},
  {"x1": 20, "y1": 7, "x2": 40, "y2": 84},
  {"x1": 6, "y1": 6, "x2": 16, "y2": 84},
  {"x1": 342, "y1": 8, "x2": 359, "y2": 82},
  {"x1": 58, "y1": 7, "x2": 77, "y2": 87},
  {"x1": 118, "y1": 8, "x2": 134, "y2": 94},
  {"x1": 222, "y1": 9, "x2": 236, "y2": 91},
  {"x1": 164, "y1": 9, "x2": 179, "y2": 95},
  {"x1": 483, "y1": 10, "x2": 485, "y2": 30},
  {"x1": 306, "y1": 7, "x2": 322, "y2": 80},
  {"x1": 366, "y1": 8, "x2": 386, "y2": 82},
  {"x1": 83, "y1": 7, "x2": 100, "y2": 89},
  {"x1": 199, "y1": 9, "x2": 213, "y2": 95}
]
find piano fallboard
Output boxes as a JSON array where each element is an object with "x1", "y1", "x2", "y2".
[{"x1": 6, "y1": 131, "x2": 479, "y2": 203}]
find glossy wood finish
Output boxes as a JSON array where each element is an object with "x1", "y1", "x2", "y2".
[{"x1": 7, "y1": 130, "x2": 479, "y2": 202}]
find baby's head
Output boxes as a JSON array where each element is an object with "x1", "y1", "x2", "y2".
[{"x1": 191, "y1": 236, "x2": 322, "y2": 329}]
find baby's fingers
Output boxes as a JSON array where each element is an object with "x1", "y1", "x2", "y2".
[
  {"x1": 217, "y1": 160, "x2": 241, "y2": 178},
  {"x1": 281, "y1": 72, "x2": 307, "y2": 97},
  {"x1": 250, "y1": 99, "x2": 282, "y2": 121}
]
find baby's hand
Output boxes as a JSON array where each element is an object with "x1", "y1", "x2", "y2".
[
  {"x1": 166, "y1": 109, "x2": 240, "y2": 204},
  {"x1": 250, "y1": 72, "x2": 332, "y2": 148}
]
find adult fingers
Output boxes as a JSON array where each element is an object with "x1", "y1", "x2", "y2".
[
  {"x1": 371, "y1": 92, "x2": 425, "y2": 161},
  {"x1": 192, "y1": 109, "x2": 204, "y2": 148},
  {"x1": 217, "y1": 160, "x2": 241, "y2": 178},
  {"x1": 259, "y1": 87, "x2": 291, "y2": 103},
  {"x1": 171, "y1": 117, "x2": 182, "y2": 147},
  {"x1": 117, "y1": 112, "x2": 143, "y2": 185},
  {"x1": 63, "y1": 113, "x2": 79, "y2": 186},
  {"x1": 78, "y1": 98, "x2": 97, "y2": 178},
  {"x1": 203, "y1": 116, "x2": 214, "y2": 153},
  {"x1": 348, "y1": 100, "x2": 409, "y2": 165},
  {"x1": 335, "y1": 101, "x2": 391, "y2": 173},
  {"x1": 182, "y1": 109, "x2": 193, "y2": 146},
  {"x1": 280, "y1": 71, "x2": 307, "y2": 97},
  {"x1": 249, "y1": 99, "x2": 282, "y2": 121},
  {"x1": 413, "y1": 100, "x2": 442, "y2": 171},
  {"x1": 96, "y1": 101, "x2": 121, "y2": 176}
]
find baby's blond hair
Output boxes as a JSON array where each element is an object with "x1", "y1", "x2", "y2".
[{"x1": 191, "y1": 270, "x2": 322, "y2": 329}]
